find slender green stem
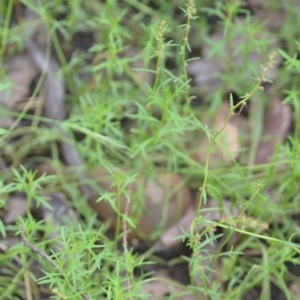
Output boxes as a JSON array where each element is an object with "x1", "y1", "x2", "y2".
[{"x1": 0, "y1": 0, "x2": 14, "y2": 58}]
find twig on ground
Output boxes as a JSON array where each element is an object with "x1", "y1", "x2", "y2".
[
  {"x1": 20, "y1": 225, "x2": 61, "y2": 272},
  {"x1": 20, "y1": 225, "x2": 90, "y2": 300}
]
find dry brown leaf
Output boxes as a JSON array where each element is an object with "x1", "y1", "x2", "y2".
[
  {"x1": 157, "y1": 199, "x2": 238, "y2": 250},
  {"x1": 214, "y1": 104, "x2": 240, "y2": 162},
  {"x1": 187, "y1": 60, "x2": 222, "y2": 92},
  {"x1": 34, "y1": 163, "x2": 192, "y2": 241},
  {"x1": 0, "y1": 237, "x2": 20, "y2": 249},
  {"x1": 42, "y1": 192, "x2": 78, "y2": 231},
  {"x1": 0, "y1": 108, "x2": 15, "y2": 129},
  {"x1": 255, "y1": 97, "x2": 291, "y2": 164},
  {"x1": 42, "y1": 192, "x2": 78, "y2": 253},
  {"x1": 122, "y1": 47, "x2": 154, "y2": 87},
  {"x1": 141, "y1": 270, "x2": 197, "y2": 300},
  {"x1": 255, "y1": 9, "x2": 285, "y2": 29},
  {"x1": 290, "y1": 283, "x2": 300, "y2": 299},
  {"x1": 189, "y1": 103, "x2": 242, "y2": 165},
  {"x1": 4, "y1": 193, "x2": 28, "y2": 224},
  {"x1": 24, "y1": 9, "x2": 48, "y2": 47},
  {"x1": 88, "y1": 167, "x2": 192, "y2": 240},
  {"x1": 24, "y1": 10, "x2": 94, "y2": 199},
  {"x1": 247, "y1": 0, "x2": 264, "y2": 7},
  {"x1": 188, "y1": 19, "x2": 280, "y2": 93},
  {"x1": 156, "y1": 203, "x2": 196, "y2": 250},
  {"x1": 202, "y1": 26, "x2": 280, "y2": 82},
  {"x1": 0, "y1": 54, "x2": 38, "y2": 108}
]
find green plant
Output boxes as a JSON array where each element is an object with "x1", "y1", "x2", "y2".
[{"x1": 1, "y1": 0, "x2": 300, "y2": 299}]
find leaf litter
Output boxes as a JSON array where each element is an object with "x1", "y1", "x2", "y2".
[{"x1": 0, "y1": 1, "x2": 296, "y2": 299}]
